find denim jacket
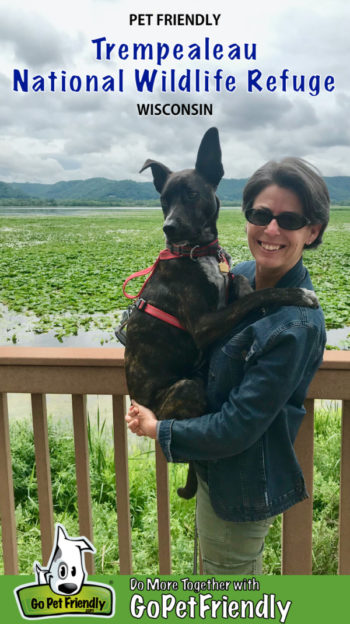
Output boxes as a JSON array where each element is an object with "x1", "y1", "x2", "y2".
[{"x1": 158, "y1": 258, "x2": 326, "y2": 521}]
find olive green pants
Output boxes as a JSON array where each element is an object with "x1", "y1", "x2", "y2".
[{"x1": 196, "y1": 475, "x2": 275, "y2": 574}]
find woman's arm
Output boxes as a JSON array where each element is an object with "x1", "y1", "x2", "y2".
[{"x1": 159, "y1": 324, "x2": 322, "y2": 462}]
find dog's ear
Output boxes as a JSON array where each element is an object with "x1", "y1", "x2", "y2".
[
  {"x1": 215, "y1": 196, "x2": 220, "y2": 218},
  {"x1": 139, "y1": 159, "x2": 172, "y2": 194},
  {"x1": 195, "y1": 127, "x2": 224, "y2": 188}
]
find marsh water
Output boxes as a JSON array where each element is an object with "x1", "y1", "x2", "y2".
[
  {"x1": 0, "y1": 300, "x2": 348, "y2": 349},
  {"x1": 0, "y1": 302, "x2": 123, "y2": 347}
]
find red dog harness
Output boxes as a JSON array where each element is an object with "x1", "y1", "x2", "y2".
[{"x1": 122, "y1": 239, "x2": 231, "y2": 331}]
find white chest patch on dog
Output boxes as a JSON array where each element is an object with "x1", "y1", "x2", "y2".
[{"x1": 198, "y1": 256, "x2": 227, "y2": 309}]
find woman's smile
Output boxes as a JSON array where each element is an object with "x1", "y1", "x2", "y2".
[{"x1": 257, "y1": 241, "x2": 286, "y2": 252}]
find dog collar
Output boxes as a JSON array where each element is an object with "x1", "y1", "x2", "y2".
[{"x1": 166, "y1": 238, "x2": 220, "y2": 258}]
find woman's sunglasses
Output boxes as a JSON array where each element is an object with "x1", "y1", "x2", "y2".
[{"x1": 245, "y1": 208, "x2": 310, "y2": 230}]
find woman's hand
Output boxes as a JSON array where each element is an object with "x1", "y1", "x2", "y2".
[{"x1": 125, "y1": 400, "x2": 158, "y2": 440}]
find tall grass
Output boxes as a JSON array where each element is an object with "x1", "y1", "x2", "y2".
[{"x1": 0, "y1": 401, "x2": 341, "y2": 575}]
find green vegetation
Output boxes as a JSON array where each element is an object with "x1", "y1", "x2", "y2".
[
  {"x1": 0, "y1": 208, "x2": 349, "y2": 340},
  {"x1": 0, "y1": 401, "x2": 341, "y2": 575}
]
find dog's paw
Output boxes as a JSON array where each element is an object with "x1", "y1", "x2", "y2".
[{"x1": 299, "y1": 288, "x2": 319, "y2": 308}]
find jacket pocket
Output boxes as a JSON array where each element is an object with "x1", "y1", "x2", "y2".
[
  {"x1": 221, "y1": 335, "x2": 252, "y2": 387},
  {"x1": 221, "y1": 333, "x2": 252, "y2": 361},
  {"x1": 207, "y1": 336, "x2": 249, "y2": 407}
]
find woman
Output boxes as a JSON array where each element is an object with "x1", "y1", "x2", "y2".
[{"x1": 125, "y1": 157, "x2": 329, "y2": 574}]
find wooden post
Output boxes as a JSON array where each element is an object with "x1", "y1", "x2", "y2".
[
  {"x1": 31, "y1": 393, "x2": 54, "y2": 565},
  {"x1": 0, "y1": 393, "x2": 18, "y2": 573},
  {"x1": 338, "y1": 400, "x2": 350, "y2": 573},
  {"x1": 113, "y1": 395, "x2": 132, "y2": 574},
  {"x1": 72, "y1": 394, "x2": 94, "y2": 573},
  {"x1": 282, "y1": 399, "x2": 314, "y2": 574},
  {"x1": 155, "y1": 443, "x2": 171, "y2": 574}
]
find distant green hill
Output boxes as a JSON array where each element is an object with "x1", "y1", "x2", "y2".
[
  {"x1": 0, "y1": 176, "x2": 349, "y2": 205},
  {"x1": 8, "y1": 178, "x2": 160, "y2": 202},
  {"x1": 320, "y1": 177, "x2": 350, "y2": 203},
  {"x1": 0, "y1": 181, "x2": 26, "y2": 199}
]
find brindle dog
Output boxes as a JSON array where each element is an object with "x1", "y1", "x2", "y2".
[{"x1": 122, "y1": 127, "x2": 317, "y2": 498}]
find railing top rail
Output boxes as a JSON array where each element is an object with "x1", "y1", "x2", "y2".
[
  {"x1": 319, "y1": 350, "x2": 350, "y2": 369},
  {"x1": 0, "y1": 346, "x2": 126, "y2": 367},
  {"x1": 0, "y1": 346, "x2": 349, "y2": 369}
]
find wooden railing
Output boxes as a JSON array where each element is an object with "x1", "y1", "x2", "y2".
[{"x1": 0, "y1": 347, "x2": 349, "y2": 575}]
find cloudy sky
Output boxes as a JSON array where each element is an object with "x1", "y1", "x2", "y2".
[{"x1": 0, "y1": 0, "x2": 349, "y2": 183}]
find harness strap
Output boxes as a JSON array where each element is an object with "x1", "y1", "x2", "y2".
[
  {"x1": 136, "y1": 298, "x2": 186, "y2": 331},
  {"x1": 122, "y1": 263, "x2": 156, "y2": 300},
  {"x1": 122, "y1": 241, "x2": 233, "y2": 332},
  {"x1": 122, "y1": 245, "x2": 221, "y2": 300}
]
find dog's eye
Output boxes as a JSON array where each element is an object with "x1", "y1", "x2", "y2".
[
  {"x1": 58, "y1": 563, "x2": 68, "y2": 579},
  {"x1": 71, "y1": 566, "x2": 76, "y2": 577},
  {"x1": 187, "y1": 190, "x2": 199, "y2": 201}
]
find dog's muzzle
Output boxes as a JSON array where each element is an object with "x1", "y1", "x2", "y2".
[{"x1": 163, "y1": 218, "x2": 192, "y2": 243}]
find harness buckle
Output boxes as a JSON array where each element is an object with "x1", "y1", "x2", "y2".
[
  {"x1": 136, "y1": 298, "x2": 147, "y2": 311},
  {"x1": 114, "y1": 303, "x2": 136, "y2": 346}
]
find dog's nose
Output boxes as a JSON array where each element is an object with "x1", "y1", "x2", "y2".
[
  {"x1": 58, "y1": 583, "x2": 78, "y2": 594},
  {"x1": 163, "y1": 217, "x2": 183, "y2": 238},
  {"x1": 163, "y1": 220, "x2": 179, "y2": 238}
]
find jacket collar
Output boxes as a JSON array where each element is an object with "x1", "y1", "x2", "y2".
[
  {"x1": 275, "y1": 258, "x2": 307, "y2": 289},
  {"x1": 249, "y1": 257, "x2": 306, "y2": 290}
]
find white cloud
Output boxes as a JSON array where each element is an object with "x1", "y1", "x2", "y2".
[{"x1": 0, "y1": 0, "x2": 348, "y2": 182}]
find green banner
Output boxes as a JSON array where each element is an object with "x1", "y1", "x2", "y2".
[
  {"x1": 1, "y1": 574, "x2": 350, "y2": 623},
  {"x1": 15, "y1": 581, "x2": 114, "y2": 618}
]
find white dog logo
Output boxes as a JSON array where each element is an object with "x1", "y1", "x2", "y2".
[{"x1": 34, "y1": 524, "x2": 95, "y2": 596}]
